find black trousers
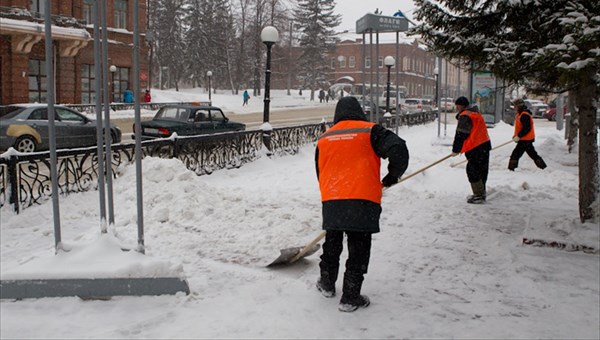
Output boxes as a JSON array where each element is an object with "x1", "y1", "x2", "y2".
[
  {"x1": 465, "y1": 146, "x2": 490, "y2": 185},
  {"x1": 510, "y1": 140, "x2": 540, "y2": 161},
  {"x1": 319, "y1": 230, "x2": 372, "y2": 285}
]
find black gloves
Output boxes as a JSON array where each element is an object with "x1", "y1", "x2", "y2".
[{"x1": 381, "y1": 173, "x2": 399, "y2": 188}]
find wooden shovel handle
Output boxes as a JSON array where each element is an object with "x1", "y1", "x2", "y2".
[
  {"x1": 289, "y1": 231, "x2": 327, "y2": 263},
  {"x1": 450, "y1": 139, "x2": 513, "y2": 167},
  {"x1": 396, "y1": 154, "x2": 453, "y2": 184}
]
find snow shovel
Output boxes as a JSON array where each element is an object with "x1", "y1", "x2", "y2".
[
  {"x1": 267, "y1": 154, "x2": 454, "y2": 267},
  {"x1": 267, "y1": 231, "x2": 326, "y2": 267},
  {"x1": 449, "y1": 139, "x2": 513, "y2": 168}
]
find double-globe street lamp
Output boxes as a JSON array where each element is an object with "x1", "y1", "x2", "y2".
[
  {"x1": 260, "y1": 26, "x2": 279, "y2": 151},
  {"x1": 206, "y1": 70, "x2": 213, "y2": 103}
]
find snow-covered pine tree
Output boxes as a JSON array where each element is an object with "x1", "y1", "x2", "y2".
[
  {"x1": 412, "y1": 0, "x2": 599, "y2": 222},
  {"x1": 293, "y1": 0, "x2": 341, "y2": 101},
  {"x1": 151, "y1": 0, "x2": 187, "y2": 91}
]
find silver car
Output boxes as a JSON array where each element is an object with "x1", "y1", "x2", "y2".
[{"x1": 0, "y1": 104, "x2": 121, "y2": 153}]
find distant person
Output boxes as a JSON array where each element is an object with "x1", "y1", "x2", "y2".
[
  {"x1": 299, "y1": 88, "x2": 303, "y2": 96},
  {"x1": 243, "y1": 90, "x2": 250, "y2": 106},
  {"x1": 325, "y1": 92, "x2": 330, "y2": 103},
  {"x1": 315, "y1": 96, "x2": 409, "y2": 312},
  {"x1": 508, "y1": 99, "x2": 547, "y2": 171},
  {"x1": 123, "y1": 87, "x2": 133, "y2": 103},
  {"x1": 143, "y1": 89, "x2": 151, "y2": 103},
  {"x1": 319, "y1": 89, "x2": 325, "y2": 103},
  {"x1": 450, "y1": 96, "x2": 491, "y2": 204}
]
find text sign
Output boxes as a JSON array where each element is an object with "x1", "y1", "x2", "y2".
[{"x1": 356, "y1": 14, "x2": 409, "y2": 33}]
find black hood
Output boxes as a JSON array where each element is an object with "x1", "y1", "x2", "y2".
[{"x1": 333, "y1": 97, "x2": 367, "y2": 124}]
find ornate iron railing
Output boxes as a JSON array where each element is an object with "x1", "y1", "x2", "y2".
[{"x1": 0, "y1": 110, "x2": 436, "y2": 213}]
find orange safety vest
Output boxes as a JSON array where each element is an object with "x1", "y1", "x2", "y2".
[
  {"x1": 514, "y1": 111, "x2": 535, "y2": 141},
  {"x1": 317, "y1": 120, "x2": 382, "y2": 204},
  {"x1": 459, "y1": 110, "x2": 490, "y2": 153}
]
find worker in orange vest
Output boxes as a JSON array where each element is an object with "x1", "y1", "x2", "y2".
[
  {"x1": 315, "y1": 96, "x2": 409, "y2": 312},
  {"x1": 508, "y1": 99, "x2": 547, "y2": 171},
  {"x1": 450, "y1": 96, "x2": 492, "y2": 204}
]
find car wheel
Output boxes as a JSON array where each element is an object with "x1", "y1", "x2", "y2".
[{"x1": 14, "y1": 135, "x2": 37, "y2": 153}]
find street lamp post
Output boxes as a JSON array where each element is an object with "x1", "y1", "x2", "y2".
[
  {"x1": 206, "y1": 70, "x2": 213, "y2": 103},
  {"x1": 337, "y1": 55, "x2": 344, "y2": 99},
  {"x1": 384, "y1": 56, "x2": 395, "y2": 114},
  {"x1": 109, "y1": 64, "x2": 117, "y2": 102},
  {"x1": 260, "y1": 26, "x2": 279, "y2": 151}
]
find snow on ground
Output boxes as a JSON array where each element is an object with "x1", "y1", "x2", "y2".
[
  {"x1": 103, "y1": 88, "x2": 328, "y2": 120},
  {"x1": 1, "y1": 115, "x2": 599, "y2": 338}
]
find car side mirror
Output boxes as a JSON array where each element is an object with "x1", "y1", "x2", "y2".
[{"x1": 224, "y1": 117, "x2": 229, "y2": 123}]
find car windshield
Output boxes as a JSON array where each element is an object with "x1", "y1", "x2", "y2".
[
  {"x1": 405, "y1": 99, "x2": 420, "y2": 104},
  {"x1": 155, "y1": 107, "x2": 190, "y2": 121}
]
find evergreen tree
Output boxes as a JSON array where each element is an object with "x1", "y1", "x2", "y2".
[
  {"x1": 152, "y1": 0, "x2": 187, "y2": 90},
  {"x1": 293, "y1": 0, "x2": 341, "y2": 100},
  {"x1": 412, "y1": 0, "x2": 599, "y2": 222}
]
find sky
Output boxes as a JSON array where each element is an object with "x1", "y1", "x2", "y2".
[
  {"x1": 333, "y1": 0, "x2": 417, "y2": 33},
  {"x1": 1, "y1": 88, "x2": 599, "y2": 338}
]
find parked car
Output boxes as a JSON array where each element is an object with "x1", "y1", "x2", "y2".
[
  {"x1": 403, "y1": 98, "x2": 433, "y2": 113},
  {"x1": 440, "y1": 97, "x2": 455, "y2": 112},
  {"x1": 523, "y1": 99, "x2": 548, "y2": 118},
  {"x1": 135, "y1": 105, "x2": 245, "y2": 139},
  {"x1": 0, "y1": 104, "x2": 122, "y2": 153}
]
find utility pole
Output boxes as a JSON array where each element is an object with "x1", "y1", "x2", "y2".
[{"x1": 287, "y1": 21, "x2": 292, "y2": 96}]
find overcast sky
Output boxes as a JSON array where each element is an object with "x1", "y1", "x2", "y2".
[{"x1": 333, "y1": 0, "x2": 416, "y2": 33}]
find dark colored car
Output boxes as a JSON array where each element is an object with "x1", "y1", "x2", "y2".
[
  {"x1": 135, "y1": 105, "x2": 245, "y2": 139},
  {"x1": 0, "y1": 104, "x2": 122, "y2": 153}
]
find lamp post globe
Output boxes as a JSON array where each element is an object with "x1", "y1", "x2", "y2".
[
  {"x1": 206, "y1": 70, "x2": 213, "y2": 102},
  {"x1": 260, "y1": 26, "x2": 279, "y2": 151},
  {"x1": 384, "y1": 56, "x2": 395, "y2": 114},
  {"x1": 109, "y1": 65, "x2": 117, "y2": 102}
]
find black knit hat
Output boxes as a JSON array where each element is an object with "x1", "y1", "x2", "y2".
[
  {"x1": 333, "y1": 96, "x2": 366, "y2": 123},
  {"x1": 455, "y1": 96, "x2": 469, "y2": 107}
]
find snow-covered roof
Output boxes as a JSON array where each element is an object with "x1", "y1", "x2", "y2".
[{"x1": 0, "y1": 17, "x2": 90, "y2": 40}]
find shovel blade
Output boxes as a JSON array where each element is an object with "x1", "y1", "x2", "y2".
[{"x1": 267, "y1": 244, "x2": 321, "y2": 267}]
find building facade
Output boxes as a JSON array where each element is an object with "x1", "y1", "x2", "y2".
[{"x1": 0, "y1": 0, "x2": 148, "y2": 105}]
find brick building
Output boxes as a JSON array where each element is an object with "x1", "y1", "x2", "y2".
[
  {"x1": 0, "y1": 0, "x2": 148, "y2": 105},
  {"x1": 270, "y1": 33, "x2": 469, "y2": 100}
]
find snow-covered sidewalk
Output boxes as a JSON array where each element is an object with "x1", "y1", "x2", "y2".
[{"x1": 1, "y1": 120, "x2": 598, "y2": 338}]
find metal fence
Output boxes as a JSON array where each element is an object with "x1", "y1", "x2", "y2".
[{"x1": 0, "y1": 110, "x2": 436, "y2": 213}]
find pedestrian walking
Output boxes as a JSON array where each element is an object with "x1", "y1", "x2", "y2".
[
  {"x1": 319, "y1": 89, "x2": 325, "y2": 103},
  {"x1": 508, "y1": 98, "x2": 547, "y2": 171},
  {"x1": 315, "y1": 96, "x2": 409, "y2": 312},
  {"x1": 243, "y1": 90, "x2": 250, "y2": 106},
  {"x1": 143, "y1": 89, "x2": 151, "y2": 103},
  {"x1": 123, "y1": 87, "x2": 133, "y2": 103},
  {"x1": 450, "y1": 96, "x2": 491, "y2": 204}
]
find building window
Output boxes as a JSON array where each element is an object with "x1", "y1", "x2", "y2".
[
  {"x1": 339, "y1": 56, "x2": 346, "y2": 68},
  {"x1": 111, "y1": 67, "x2": 130, "y2": 102},
  {"x1": 365, "y1": 57, "x2": 371, "y2": 69},
  {"x1": 30, "y1": 0, "x2": 45, "y2": 15},
  {"x1": 349, "y1": 56, "x2": 355, "y2": 68},
  {"x1": 83, "y1": 0, "x2": 94, "y2": 25},
  {"x1": 114, "y1": 0, "x2": 127, "y2": 29},
  {"x1": 331, "y1": 58, "x2": 335, "y2": 69},
  {"x1": 28, "y1": 59, "x2": 47, "y2": 103},
  {"x1": 81, "y1": 64, "x2": 96, "y2": 104},
  {"x1": 378, "y1": 57, "x2": 383, "y2": 68}
]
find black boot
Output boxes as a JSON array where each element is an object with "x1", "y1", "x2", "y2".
[
  {"x1": 508, "y1": 159, "x2": 518, "y2": 171},
  {"x1": 339, "y1": 272, "x2": 370, "y2": 312},
  {"x1": 316, "y1": 268, "x2": 338, "y2": 298},
  {"x1": 534, "y1": 157, "x2": 547, "y2": 169},
  {"x1": 467, "y1": 180, "x2": 486, "y2": 204}
]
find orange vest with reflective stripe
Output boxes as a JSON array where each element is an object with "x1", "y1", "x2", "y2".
[
  {"x1": 317, "y1": 120, "x2": 382, "y2": 204},
  {"x1": 459, "y1": 110, "x2": 490, "y2": 153},
  {"x1": 514, "y1": 111, "x2": 535, "y2": 141}
]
